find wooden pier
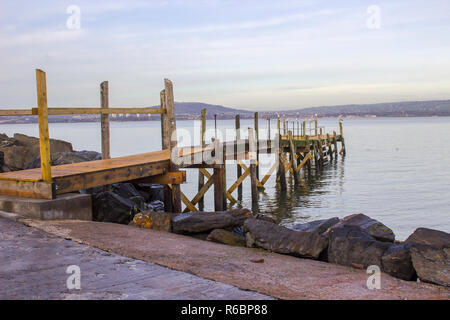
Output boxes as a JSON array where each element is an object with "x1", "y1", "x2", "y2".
[{"x1": 0, "y1": 69, "x2": 346, "y2": 215}]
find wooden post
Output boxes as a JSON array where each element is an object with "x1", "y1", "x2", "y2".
[
  {"x1": 267, "y1": 116, "x2": 271, "y2": 139},
  {"x1": 302, "y1": 120, "x2": 306, "y2": 138},
  {"x1": 339, "y1": 120, "x2": 346, "y2": 156},
  {"x1": 100, "y1": 81, "x2": 110, "y2": 160},
  {"x1": 198, "y1": 108, "x2": 206, "y2": 211},
  {"x1": 333, "y1": 130, "x2": 338, "y2": 158},
  {"x1": 36, "y1": 69, "x2": 52, "y2": 183},
  {"x1": 288, "y1": 130, "x2": 299, "y2": 186},
  {"x1": 214, "y1": 114, "x2": 217, "y2": 139},
  {"x1": 214, "y1": 165, "x2": 226, "y2": 212},
  {"x1": 248, "y1": 127, "x2": 258, "y2": 212},
  {"x1": 277, "y1": 118, "x2": 287, "y2": 191},
  {"x1": 163, "y1": 79, "x2": 181, "y2": 213},
  {"x1": 254, "y1": 112, "x2": 259, "y2": 180},
  {"x1": 314, "y1": 116, "x2": 318, "y2": 136},
  {"x1": 235, "y1": 114, "x2": 242, "y2": 199}
]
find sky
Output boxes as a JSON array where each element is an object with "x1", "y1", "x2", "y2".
[{"x1": 1, "y1": 0, "x2": 450, "y2": 111}]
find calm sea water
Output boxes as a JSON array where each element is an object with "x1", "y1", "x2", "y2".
[{"x1": 1, "y1": 116, "x2": 449, "y2": 240}]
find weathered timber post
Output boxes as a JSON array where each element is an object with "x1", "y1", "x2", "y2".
[
  {"x1": 235, "y1": 114, "x2": 242, "y2": 199},
  {"x1": 267, "y1": 116, "x2": 271, "y2": 139},
  {"x1": 248, "y1": 127, "x2": 258, "y2": 212},
  {"x1": 100, "y1": 81, "x2": 110, "y2": 160},
  {"x1": 288, "y1": 130, "x2": 299, "y2": 186},
  {"x1": 327, "y1": 133, "x2": 333, "y2": 160},
  {"x1": 100, "y1": 81, "x2": 111, "y2": 191},
  {"x1": 254, "y1": 112, "x2": 259, "y2": 180},
  {"x1": 333, "y1": 130, "x2": 338, "y2": 158},
  {"x1": 36, "y1": 69, "x2": 52, "y2": 184},
  {"x1": 339, "y1": 119, "x2": 346, "y2": 156},
  {"x1": 277, "y1": 118, "x2": 287, "y2": 191},
  {"x1": 302, "y1": 120, "x2": 306, "y2": 138},
  {"x1": 214, "y1": 114, "x2": 217, "y2": 139},
  {"x1": 162, "y1": 79, "x2": 181, "y2": 213},
  {"x1": 314, "y1": 116, "x2": 318, "y2": 136},
  {"x1": 213, "y1": 139, "x2": 227, "y2": 211},
  {"x1": 198, "y1": 108, "x2": 206, "y2": 211}
]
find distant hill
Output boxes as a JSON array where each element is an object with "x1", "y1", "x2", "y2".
[
  {"x1": 275, "y1": 100, "x2": 450, "y2": 118},
  {"x1": 0, "y1": 100, "x2": 449, "y2": 124}
]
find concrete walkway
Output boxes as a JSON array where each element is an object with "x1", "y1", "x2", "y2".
[
  {"x1": 0, "y1": 216, "x2": 271, "y2": 300},
  {"x1": 16, "y1": 218, "x2": 450, "y2": 300}
]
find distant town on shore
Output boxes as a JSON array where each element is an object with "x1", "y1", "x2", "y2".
[{"x1": 1, "y1": 99, "x2": 449, "y2": 124}]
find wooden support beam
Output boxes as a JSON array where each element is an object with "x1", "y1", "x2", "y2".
[
  {"x1": 277, "y1": 118, "x2": 287, "y2": 191},
  {"x1": 0, "y1": 110, "x2": 33, "y2": 116},
  {"x1": 35, "y1": 69, "x2": 52, "y2": 184},
  {"x1": 237, "y1": 161, "x2": 263, "y2": 189},
  {"x1": 260, "y1": 160, "x2": 278, "y2": 185},
  {"x1": 164, "y1": 79, "x2": 182, "y2": 213},
  {"x1": 248, "y1": 127, "x2": 258, "y2": 209},
  {"x1": 296, "y1": 152, "x2": 312, "y2": 173},
  {"x1": 198, "y1": 108, "x2": 206, "y2": 211},
  {"x1": 254, "y1": 112, "x2": 259, "y2": 180},
  {"x1": 31, "y1": 107, "x2": 165, "y2": 115},
  {"x1": 183, "y1": 171, "x2": 215, "y2": 213},
  {"x1": 130, "y1": 171, "x2": 186, "y2": 185},
  {"x1": 288, "y1": 131, "x2": 299, "y2": 185},
  {"x1": 0, "y1": 180, "x2": 55, "y2": 199},
  {"x1": 214, "y1": 166, "x2": 226, "y2": 211},
  {"x1": 235, "y1": 114, "x2": 242, "y2": 199}
]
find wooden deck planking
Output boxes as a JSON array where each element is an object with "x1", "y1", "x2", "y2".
[{"x1": 0, "y1": 150, "x2": 171, "y2": 182}]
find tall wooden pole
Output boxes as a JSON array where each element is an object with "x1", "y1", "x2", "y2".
[
  {"x1": 163, "y1": 79, "x2": 181, "y2": 213},
  {"x1": 198, "y1": 108, "x2": 206, "y2": 211},
  {"x1": 248, "y1": 127, "x2": 258, "y2": 212},
  {"x1": 235, "y1": 114, "x2": 242, "y2": 199},
  {"x1": 36, "y1": 69, "x2": 52, "y2": 183},
  {"x1": 277, "y1": 117, "x2": 287, "y2": 191},
  {"x1": 254, "y1": 112, "x2": 259, "y2": 180},
  {"x1": 100, "y1": 81, "x2": 110, "y2": 160}
]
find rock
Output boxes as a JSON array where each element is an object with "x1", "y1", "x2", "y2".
[
  {"x1": 112, "y1": 183, "x2": 142, "y2": 199},
  {"x1": 0, "y1": 145, "x2": 29, "y2": 170},
  {"x1": 148, "y1": 200, "x2": 165, "y2": 212},
  {"x1": 13, "y1": 133, "x2": 73, "y2": 154},
  {"x1": 327, "y1": 225, "x2": 391, "y2": 269},
  {"x1": 331, "y1": 214, "x2": 395, "y2": 242},
  {"x1": 381, "y1": 244, "x2": 416, "y2": 281},
  {"x1": 405, "y1": 228, "x2": 450, "y2": 287},
  {"x1": 172, "y1": 209, "x2": 253, "y2": 234},
  {"x1": 131, "y1": 211, "x2": 172, "y2": 232},
  {"x1": 92, "y1": 191, "x2": 140, "y2": 224},
  {"x1": 129, "y1": 196, "x2": 147, "y2": 212},
  {"x1": 135, "y1": 184, "x2": 164, "y2": 202},
  {"x1": 206, "y1": 229, "x2": 246, "y2": 247},
  {"x1": 254, "y1": 213, "x2": 279, "y2": 224},
  {"x1": 244, "y1": 218, "x2": 328, "y2": 259},
  {"x1": 291, "y1": 217, "x2": 340, "y2": 235},
  {"x1": 25, "y1": 150, "x2": 102, "y2": 169}
]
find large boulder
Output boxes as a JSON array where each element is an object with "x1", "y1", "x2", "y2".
[
  {"x1": 0, "y1": 133, "x2": 74, "y2": 171},
  {"x1": 291, "y1": 217, "x2": 340, "y2": 234},
  {"x1": 330, "y1": 214, "x2": 395, "y2": 242},
  {"x1": 327, "y1": 225, "x2": 391, "y2": 269},
  {"x1": 93, "y1": 191, "x2": 140, "y2": 224},
  {"x1": 244, "y1": 218, "x2": 328, "y2": 259},
  {"x1": 172, "y1": 209, "x2": 253, "y2": 234},
  {"x1": 206, "y1": 229, "x2": 246, "y2": 247},
  {"x1": 130, "y1": 211, "x2": 172, "y2": 232},
  {"x1": 381, "y1": 244, "x2": 416, "y2": 281},
  {"x1": 405, "y1": 228, "x2": 450, "y2": 287},
  {"x1": 13, "y1": 133, "x2": 73, "y2": 154}
]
